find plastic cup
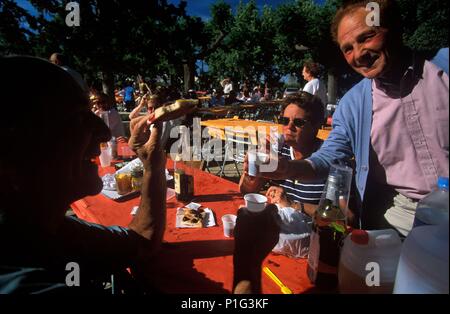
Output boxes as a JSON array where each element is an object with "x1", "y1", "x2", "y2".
[
  {"x1": 244, "y1": 193, "x2": 268, "y2": 213},
  {"x1": 99, "y1": 146, "x2": 112, "y2": 167},
  {"x1": 248, "y1": 151, "x2": 269, "y2": 176},
  {"x1": 222, "y1": 214, "x2": 237, "y2": 238},
  {"x1": 115, "y1": 173, "x2": 132, "y2": 195}
]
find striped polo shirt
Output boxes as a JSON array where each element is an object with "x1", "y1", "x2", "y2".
[{"x1": 274, "y1": 144, "x2": 326, "y2": 205}]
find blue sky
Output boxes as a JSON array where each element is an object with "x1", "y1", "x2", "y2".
[
  {"x1": 16, "y1": 0, "x2": 326, "y2": 19},
  {"x1": 168, "y1": 0, "x2": 294, "y2": 20},
  {"x1": 168, "y1": 0, "x2": 326, "y2": 20}
]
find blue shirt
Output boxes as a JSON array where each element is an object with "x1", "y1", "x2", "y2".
[
  {"x1": 307, "y1": 48, "x2": 449, "y2": 216},
  {"x1": 124, "y1": 86, "x2": 134, "y2": 102}
]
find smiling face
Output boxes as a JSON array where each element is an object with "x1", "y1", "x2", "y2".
[{"x1": 337, "y1": 7, "x2": 391, "y2": 79}]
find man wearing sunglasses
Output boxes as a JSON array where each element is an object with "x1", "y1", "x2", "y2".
[
  {"x1": 239, "y1": 92, "x2": 327, "y2": 217},
  {"x1": 258, "y1": 0, "x2": 448, "y2": 236}
]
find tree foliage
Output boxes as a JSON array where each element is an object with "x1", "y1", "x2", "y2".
[{"x1": 0, "y1": 0, "x2": 447, "y2": 97}]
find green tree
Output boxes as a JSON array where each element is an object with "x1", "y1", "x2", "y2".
[
  {"x1": 0, "y1": 0, "x2": 35, "y2": 55},
  {"x1": 398, "y1": 0, "x2": 449, "y2": 52}
]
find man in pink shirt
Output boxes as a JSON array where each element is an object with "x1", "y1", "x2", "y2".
[{"x1": 260, "y1": 0, "x2": 448, "y2": 236}]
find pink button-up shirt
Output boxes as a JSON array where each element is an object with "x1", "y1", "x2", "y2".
[{"x1": 371, "y1": 59, "x2": 449, "y2": 200}]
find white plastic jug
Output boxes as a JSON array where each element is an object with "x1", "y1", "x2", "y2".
[
  {"x1": 394, "y1": 223, "x2": 449, "y2": 294},
  {"x1": 338, "y1": 229, "x2": 402, "y2": 294}
]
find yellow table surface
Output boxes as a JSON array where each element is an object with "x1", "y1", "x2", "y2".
[{"x1": 200, "y1": 118, "x2": 330, "y2": 141}]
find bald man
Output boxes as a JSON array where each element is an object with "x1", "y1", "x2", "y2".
[{"x1": 50, "y1": 52, "x2": 88, "y2": 93}]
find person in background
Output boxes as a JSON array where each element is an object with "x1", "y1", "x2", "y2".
[
  {"x1": 210, "y1": 89, "x2": 225, "y2": 107},
  {"x1": 123, "y1": 80, "x2": 136, "y2": 112},
  {"x1": 259, "y1": 0, "x2": 448, "y2": 236},
  {"x1": 222, "y1": 77, "x2": 233, "y2": 95},
  {"x1": 262, "y1": 82, "x2": 272, "y2": 101},
  {"x1": 186, "y1": 89, "x2": 197, "y2": 99},
  {"x1": 301, "y1": 61, "x2": 328, "y2": 111},
  {"x1": 251, "y1": 86, "x2": 261, "y2": 103},
  {"x1": 49, "y1": 52, "x2": 89, "y2": 94},
  {"x1": 225, "y1": 90, "x2": 242, "y2": 106},
  {"x1": 92, "y1": 92, "x2": 126, "y2": 139},
  {"x1": 129, "y1": 93, "x2": 162, "y2": 120},
  {"x1": 238, "y1": 87, "x2": 251, "y2": 102},
  {"x1": 137, "y1": 75, "x2": 151, "y2": 95},
  {"x1": 239, "y1": 92, "x2": 328, "y2": 218}
]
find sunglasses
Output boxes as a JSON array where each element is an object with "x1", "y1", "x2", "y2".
[{"x1": 278, "y1": 116, "x2": 308, "y2": 128}]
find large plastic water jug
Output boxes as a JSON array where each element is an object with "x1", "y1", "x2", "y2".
[
  {"x1": 394, "y1": 223, "x2": 449, "y2": 294},
  {"x1": 338, "y1": 229, "x2": 402, "y2": 293},
  {"x1": 413, "y1": 177, "x2": 449, "y2": 227}
]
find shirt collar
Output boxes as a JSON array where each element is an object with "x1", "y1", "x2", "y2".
[{"x1": 374, "y1": 52, "x2": 425, "y2": 96}]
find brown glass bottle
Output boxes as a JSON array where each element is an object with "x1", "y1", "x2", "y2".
[{"x1": 174, "y1": 160, "x2": 193, "y2": 202}]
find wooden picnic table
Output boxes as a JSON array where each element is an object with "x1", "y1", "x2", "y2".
[{"x1": 70, "y1": 158, "x2": 314, "y2": 294}]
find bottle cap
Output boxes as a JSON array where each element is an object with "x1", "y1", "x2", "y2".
[
  {"x1": 437, "y1": 177, "x2": 449, "y2": 190},
  {"x1": 350, "y1": 229, "x2": 369, "y2": 245}
]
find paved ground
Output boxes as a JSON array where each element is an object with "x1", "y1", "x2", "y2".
[{"x1": 202, "y1": 160, "x2": 243, "y2": 184}]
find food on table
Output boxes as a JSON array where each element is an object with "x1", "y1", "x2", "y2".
[{"x1": 181, "y1": 208, "x2": 206, "y2": 228}]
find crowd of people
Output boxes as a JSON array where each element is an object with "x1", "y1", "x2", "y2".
[{"x1": 0, "y1": 0, "x2": 447, "y2": 294}]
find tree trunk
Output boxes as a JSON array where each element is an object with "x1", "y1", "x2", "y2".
[
  {"x1": 183, "y1": 60, "x2": 195, "y2": 93},
  {"x1": 327, "y1": 69, "x2": 338, "y2": 104}
]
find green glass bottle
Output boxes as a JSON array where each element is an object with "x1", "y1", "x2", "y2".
[{"x1": 307, "y1": 164, "x2": 352, "y2": 290}]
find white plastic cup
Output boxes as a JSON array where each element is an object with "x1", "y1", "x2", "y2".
[
  {"x1": 99, "y1": 146, "x2": 112, "y2": 167},
  {"x1": 248, "y1": 151, "x2": 269, "y2": 176},
  {"x1": 222, "y1": 214, "x2": 237, "y2": 238},
  {"x1": 244, "y1": 193, "x2": 268, "y2": 213}
]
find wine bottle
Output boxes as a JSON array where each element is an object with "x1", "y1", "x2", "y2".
[{"x1": 307, "y1": 164, "x2": 352, "y2": 290}]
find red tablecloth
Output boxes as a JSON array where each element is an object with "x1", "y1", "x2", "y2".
[{"x1": 71, "y1": 159, "x2": 314, "y2": 294}]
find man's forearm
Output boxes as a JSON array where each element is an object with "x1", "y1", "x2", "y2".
[
  {"x1": 128, "y1": 157, "x2": 167, "y2": 253},
  {"x1": 129, "y1": 104, "x2": 143, "y2": 119},
  {"x1": 288, "y1": 159, "x2": 318, "y2": 181}
]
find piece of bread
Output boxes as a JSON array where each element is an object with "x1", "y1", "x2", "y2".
[
  {"x1": 181, "y1": 208, "x2": 205, "y2": 228},
  {"x1": 149, "y1": 99, "x2": 198, "y2": 123}
]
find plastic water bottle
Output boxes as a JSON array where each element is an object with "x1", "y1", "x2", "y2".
[
  {"x1": 394, "y1": 223, "x2": 449, "y2": 294},
  {"x1": 413, "y1": 177, "x2": 449, "y2": 227}
]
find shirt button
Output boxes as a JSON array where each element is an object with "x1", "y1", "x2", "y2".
[{"x1": 361, "y1": 165, "x2": 368, "y2": 171}]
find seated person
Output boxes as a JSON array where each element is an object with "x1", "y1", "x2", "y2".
[
  {"x1": 238, "y1": 88, "x2": 252, "y2": 102},
  {"x1": 92, "y1": 92, "x2": 126, "y2": 139},
  {"x1": 209, "y1": 89, "x2": 225, "y2": 107},
  {"x1": 225, "y1": 90, "x2": 243, "y2": 106},
  {"x1": 239, "y1": 92, "x2": 326, "y2": 217},
  {"x1": 0, "y1": 56, "x2": 278, "y2": 294}
]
